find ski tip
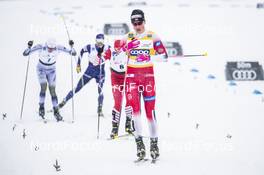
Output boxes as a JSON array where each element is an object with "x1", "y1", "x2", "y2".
[
  {"x1": 134, "y1": 158, "x2": 149, "y2": 163},
  {"x1": 151, "y1": 158, "x2": 159, "y2": 164},
  {"x1": 151, "y1": 159, "x2": 156, "y2": 164}
]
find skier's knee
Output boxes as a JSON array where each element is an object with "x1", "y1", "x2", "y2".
[
  {"x1": 40, "y1": 83, "x2": 47, "y2": 92},
  {"x1": 49, "y1": 86, "x2": 57, "y2": 97},
  {"x1": 146, "y1": 109, "x2": 156, "y2": 122},
  {"x1": 98, "y1": 94, "x2": 104, "y2": 104}
]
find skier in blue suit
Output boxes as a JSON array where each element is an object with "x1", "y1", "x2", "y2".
[{"x1": 59, "y1": 34, "x2": 111, "y2": 117}]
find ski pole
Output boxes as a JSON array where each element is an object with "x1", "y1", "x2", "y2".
[
  {"x1": 69, "y1": 49, "x2": 75, "y2": 123},
  {"x1": 97, "y1": 98, "x2": 100, "y2": 139},
  {"x1": 61, "y1": 15, "x2": 76, "y2": 122},
  {"x1": 20, "y1": 54, "x2": 31, "y2": 120},
  {"x1": 97, "y1": 57, "x2": 103, "y2": 139},
  {"x1": 60, "y1": 14, "x2": 75, "y2": 123},
  {"x1": 182, "y1": 52, "x2": 208, "y2": 57}
]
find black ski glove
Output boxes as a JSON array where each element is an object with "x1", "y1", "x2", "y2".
[
  {"x1": 69, "y1": 40, "x2": 74, "y2": 47},
  {"x1": 28, "y1": 40, "x2": 33, "y2": 48}
]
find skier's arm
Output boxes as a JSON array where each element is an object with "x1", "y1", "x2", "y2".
[
  {"x1": 76, "y1": 45, "x2": 91, "y2": 73},
  {"x1": 102, "y1": 46, "x2": 111, "y2": 61},
  {"x1": 23, "y1": 41, "x2": 42, "y2": 56},
  {"x1": 121, "y1": 37, "x2": 140, "y2": 52},
  {"x1": 57, "y1": 45, "x2": 77, "y2": 56},
  {"x1": 152, "y1": 34, "x2": 168, "y2": 62},
  {"x1": 152, "y1": 40, "x2": 168, "y2": 62},
  {"x1": 77, "y1": 45, "x2": 91, "y2": 65}
]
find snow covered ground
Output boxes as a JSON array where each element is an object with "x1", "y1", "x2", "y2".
[{"x1": 0, "y1": 0, "x2": 264, "y2": 174}]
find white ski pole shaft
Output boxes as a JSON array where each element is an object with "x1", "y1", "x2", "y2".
[
  {"x1": 70, "y1": 52, "x2": 75, "y2": 123},
  {"x1": 60, "y1": 14, "x2": 75, "y2": 123},
  {"x1": 183, "y1": 52, "x2": 208, "y2": 57},
  {"x1": 20, "y1": 54, "x2": 31, "y2": 120}
]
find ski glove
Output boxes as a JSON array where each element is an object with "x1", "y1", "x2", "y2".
[
  {"x1": 102, "y1": 49, "x2": 111, "y2": 60},
  {"x1": 28, "y1": 40, "x2": 33, "y2": 48},
  {"x1": 70, "y1": 49, "x2": 77, "y2": 56},
  {"x1": 124, "y1": 38, "x2": 140, "y2": 51},
  {"x1": 69, "y1": 40, "x2": 74, "y2": 47},
  {"x1": 136, "y1": 54, "x2": 150, "y2": 62}
]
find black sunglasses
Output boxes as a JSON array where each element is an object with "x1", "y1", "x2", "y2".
[{"x1": 132, "y1": 21, "x2": 143, "y2": 26}]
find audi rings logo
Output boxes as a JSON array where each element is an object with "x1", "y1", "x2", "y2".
[
  {"x1": 232, "y1": 70, "x2": 257, "y2": 80},
  {"x1": 164, "y1": 42, "x2": 183, "y2": 57},
  {"x1": 103, "y1": 23, "x2": 129, "y2": 36},
  {"x1": 108, "y1": 28, "x2": 127, "y2": 35},
  {"x1": 130, "y1": 49, "x2": 150, "y2": 56}
]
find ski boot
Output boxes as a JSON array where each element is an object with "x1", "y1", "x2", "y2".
[
  {"x1": 97, "y1": 105, "x2": 104, "y2": 117},
  {"x1": 135, "y1": 136, "x2": 146, "y2": 159},
  {"x1": 150, "y1": 138, "x2": 160, "y2": 160},
  {"x1": 53, "y1": 107, "x2": 63, "y2": 122},
  {"x1": 58, "y1": 100, "x2": 66, "y2": 109},
  {"x1": 39, "y1": 103, "x2": 45, "y2": 119},
  {"x1": 110, "y1": 122, "x2": 119, "y2": 139},
  {"x1": 125, "y1": 117, "x2": 134, "y2": 134}
]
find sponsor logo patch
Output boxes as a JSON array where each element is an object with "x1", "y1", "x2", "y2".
[
  {"x1": 225, "y1": 61, "x2": 264, "y2": 81},
  {"x1": 130, "y1": 49, "x2": 150, "y2": 56}
]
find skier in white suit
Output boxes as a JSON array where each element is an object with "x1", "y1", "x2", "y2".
[{"x1": 23, "y1": 38, "x2": 76, "y2": 121}]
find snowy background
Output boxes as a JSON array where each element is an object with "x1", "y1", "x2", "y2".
[{"x1": 0, "y1": 0, "x2": 264, "y2": 174}]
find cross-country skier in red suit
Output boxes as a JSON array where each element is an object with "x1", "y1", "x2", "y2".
[
  {"x1": 109, "y1": 39, "x2": 135, "y2": 139},
  {"x1": 123, "y1": 9, "x2": 168, "y2": 161}
]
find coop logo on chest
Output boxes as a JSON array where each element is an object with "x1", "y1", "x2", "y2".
[{"x1": 130, "y1": 49, "x2": 150, "y2": 56}]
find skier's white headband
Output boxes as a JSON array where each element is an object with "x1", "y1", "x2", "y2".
[
  {"x1": 131, "y1": 14, "x2": 143, "y2": 19},
  {"x1": 96, "y1": 38, "x2": 104, "y2": 44}
]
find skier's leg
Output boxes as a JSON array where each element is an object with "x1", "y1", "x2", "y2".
[
  {"x1": 143, "y1": 76, "x2": 159, "y2": 159},
  {"x1": 143, "y1": 76, "x2": 157, "y2": 138},
  {"x1": 111, "y1": 71, "x2": 124, "y2": 112},
  {"x1": 97, "y1": 80, "x2": 104, "y2": 107},
  {"x1": 124, "y1": 82, "x2": 134, "y2": 133},
  {"x1": 125, "y1": 76, "x2": 142, "y2": 137},
  {"x1": 110, "y1": 71, "x2": 125, "y2": 138},
  {"x1": 144, "y1": 98, "x2": 158, "y2": 137},
  {"x1": 39, "y1": 83, "x2": 47, "y2": 106},
  {"x1": 39, "y1": 83, "x2": 47, "y2": 117},
  {"x1": 63, "y1": 73, "x2": 92, "y2": 104},
  {"x1": 46, "y1": 68, "x2": 62, "y2": 121},
  {"x1": 96, "y1": 74, "x2": 105, "y2": 115},
  {"x1": 48, "y1": 86, "x2": 58, "y2": 108},
  {"x1": 144, "y1": 97, "x2": 157, "y2": 138},
  {"x1": 37, "y1": 64, "x2": 47, "y2": 117},
  {"x1": 111, "y1": 71, "x2": 125, "y2": 113},
  {"x1": 112, "y1": 72, "x2": 134, "y2": 133},
  {"x1": 46, "y1": 68, "x2": 58, "y2": 107},
  {"x1": 126, "y1": 76, "x2": 145, "y2": 158},
  {"x1": 48, "y1": 85, "x2": 62, "y2": 121},
  {"x1": 110, "y1": 108, "x2": 121, "y2": 138}
]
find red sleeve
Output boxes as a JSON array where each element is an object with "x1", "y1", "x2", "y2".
[
  {"x1": 151, "y1": 32, "x2": 168, "y2": 58},
  {"x1": 153, "y1": 40, "x2": 168, "y2": 57},
  {"x1": 103, "y1": 48, "x2": 111, "y2": 60}
]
